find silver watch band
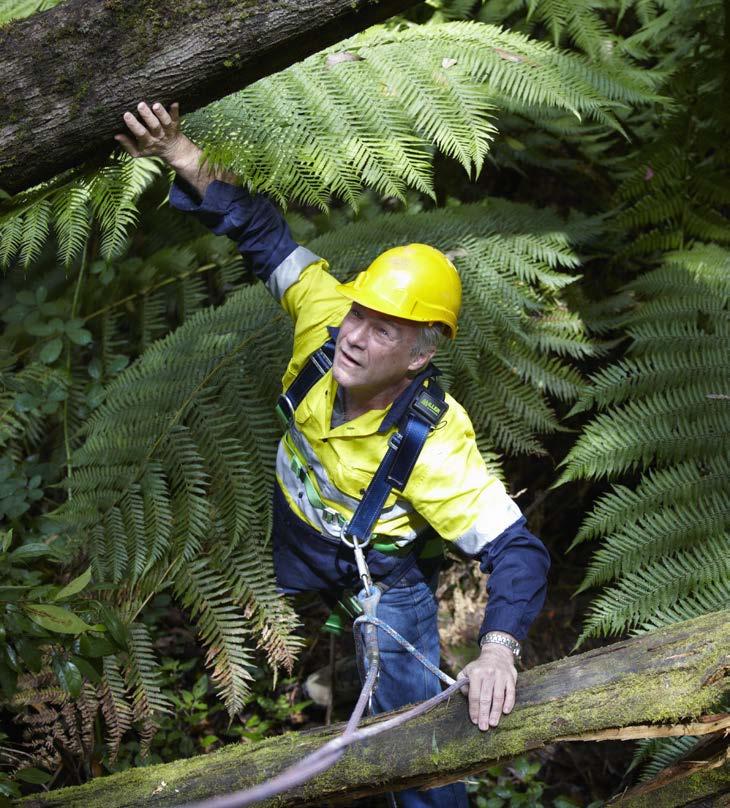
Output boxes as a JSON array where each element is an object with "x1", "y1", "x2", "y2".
[{"x1": 480, "y1": 632, "x2": 521, "y2": 658}]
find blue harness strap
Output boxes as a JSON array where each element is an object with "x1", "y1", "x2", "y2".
[{"x1": 275, "y1": 336, "x2": 336, "y2": 427}]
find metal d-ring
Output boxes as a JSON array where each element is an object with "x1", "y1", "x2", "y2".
[{"x1": 339, "y1": 524, "x2": 371, "y2": 550}]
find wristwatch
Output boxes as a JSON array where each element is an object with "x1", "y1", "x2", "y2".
[{"x1": 480, "y1": 632, "x2": 521, "y2": 658}]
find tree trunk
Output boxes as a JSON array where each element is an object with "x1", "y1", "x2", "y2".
[
  {"x1": 0, "y1": 0, "x2": 417, "y2": 195},
  {"x1": 21, "y1": 610, "x2": 729, "y2": 807}
]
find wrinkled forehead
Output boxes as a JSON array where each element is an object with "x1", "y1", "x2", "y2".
[{"x1": 349, "y1": 301, "x2": 422, "y2": 334}]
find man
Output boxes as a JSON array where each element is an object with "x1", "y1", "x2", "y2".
[{"x1": 117, "y1": 101, "x2": 550, "y2": 808}]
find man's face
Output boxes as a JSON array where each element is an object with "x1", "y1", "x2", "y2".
[{"x1": 332, "y1": 303, "x2": 431, "y2": 396}]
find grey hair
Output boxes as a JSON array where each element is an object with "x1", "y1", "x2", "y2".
[{"x1": 410, "y1": 323, "x2": 446, "y2": 358}]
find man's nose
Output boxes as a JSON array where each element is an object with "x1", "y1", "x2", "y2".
[{"x1": 346, "y1": 320, "x2": 367, "y2": 349}]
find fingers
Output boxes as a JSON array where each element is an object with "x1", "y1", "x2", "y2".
[
  {"x1": 136, "y1": 101, "x2": 162, "y2": 134},
  {"x1": 170, "y1": 102, "x2": 180, "y2": 123},
  {"x1": 122, "y1": 110, "x2": 148, "y2": 140},
  {"x1": 114, "y1": 133, "x2": 139, "y2": 158},
  {"x1": 503, "y1": 678, "x2": 516, "y2": 714},
  {"x1": 152, "y1": 102, "x2": 172, "y2": 127},
  {"x1": 488, "y1": 678, "x2": 506, "y2": 728},
  {"x1": 466, "y1": 662, "x2": 517, "y2": 731}
]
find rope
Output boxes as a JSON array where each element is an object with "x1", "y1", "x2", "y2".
[{"x1": 180, "y1": 615, "x2": 465, "y2": 808}]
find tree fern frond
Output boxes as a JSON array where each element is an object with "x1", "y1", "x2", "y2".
[
  {"x1": 173, "y1": 559, "x2": 256, "y2": 714},
  {"x1": 52, "y1": 185, "x2": 91, "y2": 267},
  {"x1": 90, "y1": 155, "x2": 161, "y2": 260},
  {"x1": 99, "y1": 655, "x2": 133, "y2": 762},
  {"x1": 572, "y1": 454, "x2": 730, "y2": 546},
  {"x1": 629, "y1": 736, "x2": 700, "y2": 782},
  {"x1": 577, "y1": 538, "x2": 730, "y2": 641},
  {"x1": 123, "y1": 622, "x2": 172, "y2": 753},
  {"x1": 579, "y1": 490, "x2": 730, "y2": 589},
  {"x1": 185, "y1": 20, "x2": 658, "y2": 208},
  {"x1": 18, "y1": 199, "x2": 52, "y2": 268},
  {"x1": 0, "y1": 0, "x2": 62, "y2": 24}
]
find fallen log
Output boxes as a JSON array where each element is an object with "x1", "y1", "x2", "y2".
[
  {"x1": 0, "y1": 0, "x2": 417, "y2": 194},
  {"x1": 22, "y1": 609, "x2": 729, "y2": 807}
]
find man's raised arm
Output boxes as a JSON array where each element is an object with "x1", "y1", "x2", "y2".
[{"x1": 116, "y1": 101, "x2": 321, "y2": 308}]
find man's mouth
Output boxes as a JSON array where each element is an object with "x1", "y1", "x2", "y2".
[{"x1": 339, "y1": 347, "x2": 361, "y2": 367}]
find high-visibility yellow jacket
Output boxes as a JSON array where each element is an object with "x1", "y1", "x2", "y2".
[{"x1": 170, "y1": 178, "x2": 550, "y2": 641}]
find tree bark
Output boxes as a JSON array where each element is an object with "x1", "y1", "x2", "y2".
[
  {"x1": 0, "y1": 0, "x2": 418, "y2": 195},
  {"x1": 21, "y1": 610, "x2": 729, "y2": 807}
]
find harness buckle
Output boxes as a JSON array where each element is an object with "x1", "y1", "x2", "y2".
[
  {"x1": 410, "y1": 388, "x2": 447, "y2": 426},
  {"x1": 275, "y1": 394, "x2": 295, "y2": 428},
  {"x1": 322, "y1": 506, "x2": 342, "y2": 526},
  {"x1": 388, "y1": 431, "x2": 403, "y2": 451}
]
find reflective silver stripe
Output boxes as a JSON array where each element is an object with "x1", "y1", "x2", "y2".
[
  {"x1": 276, "y1": 441, "x2": 343, "y2": 539},
  {"x1": 287, "y1": 425, "x2": 414, "y2": 520},
  {"x1": 452, "y1": 484, "x2": 523, "y2": 557},
  {"x1": 276, "y1": 431, "x2": 422, "y2": 544},
  {"x1": 265, "y1": 246, "x2": 322, "y2": 302}
]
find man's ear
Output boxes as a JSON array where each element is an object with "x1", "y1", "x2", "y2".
[{"x1": 408, "y1": 347, "x2": 436, "y2": 374}]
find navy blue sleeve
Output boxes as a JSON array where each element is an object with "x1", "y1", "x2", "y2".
[
  {"x1": 476, "y1": 516, "x2": 550, "y2": 643},
  {"x1": 169, "y1": 177, "x2": 299, "y2": 285}
]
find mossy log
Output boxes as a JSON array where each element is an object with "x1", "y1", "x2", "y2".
[
  {"x1": 0, "y1": 0, "x2": 417, "y2": 194},
  {"x1": 21, "y1": 610, "x2": 729, "y2": 807}
]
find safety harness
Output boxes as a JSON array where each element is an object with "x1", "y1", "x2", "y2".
[{"x1": 275, "y1": 329, "x2": 448, "y2": 593}]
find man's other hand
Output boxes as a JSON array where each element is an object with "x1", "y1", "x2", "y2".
[{"x1": 458, "y1": 642, "x2": 517, "y2": 731}]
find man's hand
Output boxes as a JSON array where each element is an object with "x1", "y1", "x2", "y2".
[
  {"x1": 458, "y1": 640, "x2": 517, "y2": 731},
  {"x1": 115, "y1": 101, "x2": 234, "y2": 197},
  {"x1": 115, "y1": 101, "x2": 197, "y2": 167}
]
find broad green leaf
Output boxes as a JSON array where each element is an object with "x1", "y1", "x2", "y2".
[
  {"x1": 53, "y1": 567, "x2": 92, "y2": 601},
  {"x1": 0, "y1": 586, "x2": 31, "y2": 602},
  {"x1": 0, "y1": 660, "x2": 17, "y2": 698},
  {"x1": 16, "y1": 639, "x2": 43, "y2": 673},
  {"x1": 78, "y1": 634, "x2": 117, "y2": 657},
  {"x1": 53, "y1": 657, "x2": 83, "y2": 696},
  {"x1": 23, "y1": 604, "x2": 95, "y2": 634},
  {"x1": 15, "y1": 767, "x2": 52, "y2": 785},
  {"x1": 9, "y1": 543, "x2": 51, "y2": 562},
  {"x1": 39, "y1": 337, "x2": 63, "y2": 364},
  {"x1": 70, "y1": 654, "x2": 102, "y2": 683}
]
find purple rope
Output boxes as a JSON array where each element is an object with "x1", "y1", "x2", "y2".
[
  {"x1": 181, "y1": 677, "x2": 467, "y2": 808},
  {"x1": 354, "y1": 615, "x2": 456, "y2": 687}
]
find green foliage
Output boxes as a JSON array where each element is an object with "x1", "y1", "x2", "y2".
[
  {"x1": 190, "y1": 20, "x2": 657, "y2": 210},
  {"x1": 0, "y1": 0, "x2": 63, "y2": 26},
  {"x1": 0, "y1": 156, "x2": 161, "y2": 269},
  {"x1": 465, "y1": 755, "x2": 588, "y2": 807},
  {"x1": 562, "y1": 246, "x2": 729, "y2": 641},
  {"x1": 0, "y1": 15, "x2": 657, "y2": 272}
]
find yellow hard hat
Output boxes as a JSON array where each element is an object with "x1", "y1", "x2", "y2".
[{"x1": 336, "y1": 243, "x2": 461, "y2": 338}]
